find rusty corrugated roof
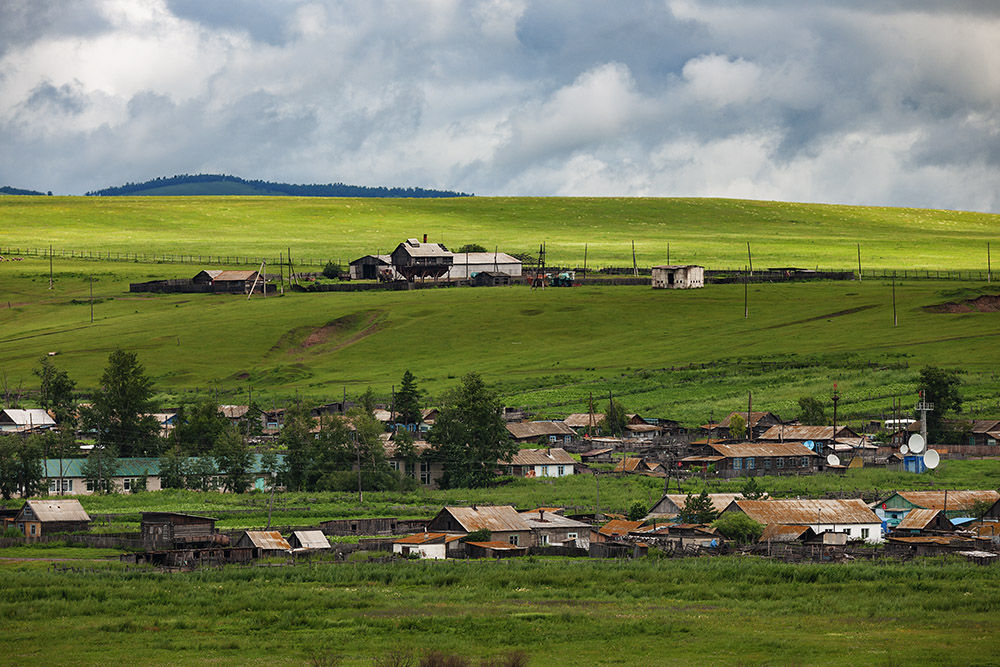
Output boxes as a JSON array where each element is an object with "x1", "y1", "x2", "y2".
[
  {"x1": 708, "y1": 442, "x2": 819, "y2": 458},
  {"x1": 660, "y1": 493, "x2": 747, "y2": 514},
  {"x1": 395, "y1": 532, "x2": 452, "y2": 545},
  {"x1": 242, "y1": 530, "x2": 291, "y2": 551},
  {"x1": 759, "y1": 524, "x2": 812, "y2": 542},
  {"x1": 599, "y1": 519, "x2": 645, "y2": 536},
  {"x1": 733, "y1": 499, "x2": 880, "y2": 525},
  {"x1": 896, "y1": 509, "x2": 944, "y2": 531},
  {"x1": 465, "y1": 540, "x2": 526, "y2": 550},
  {"x1": 563, "y1": 413, "x2": 604, "y2": 428},
  {"x1": 506, "y1": 421, "x2": 576, "y2": 439},
  {"x1": 759, "y1": 425, "x2": 857, "y2": 441},
  {"x1": 896, "y1": 490, "x2": 1000, "y2": 511},
  {"x1": 444, "y1": 506, "x2": 531, "y2": 533}
]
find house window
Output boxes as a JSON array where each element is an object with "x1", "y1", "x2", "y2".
[
  {"x1": 733, "y1": 458, "x2": 741, "y2": 470},
  {"x1": 557, "y1": 466, "x2": 565, "y2": 476},
  {"x1": 541, "y1": 534, "x2": 549, "y2": 545},
  {"x1": 776, "y1": 457, "x2": 784, "y2": 468},
  {"x1": 764, "y1": 458, "x2": 772, "y2": 469},
  {"x1": 123, "y1": 478, "x2": 132, "y2": 492},
  {"x1": 861, "y1": 528, "x2": 870, "y2": 540},
  {"x1": 567, "y1": 532, "x2": 577, "y2": 540},
  {"x1": 549, "y1": 435, "x2": 557, "y2": 443},
  {"x1": 29, "y1": 524, "x2": 36, "y2": 536},
  {"x1": 509, "y1": 535, "x2": 519, "y2": 546},
  {"x1": 85, "y1": 480, "x2": 94, "y2": 492},
  {"x1": 420, "y1": 462, "x2": 431, "y2": 485},
  {"x1": 989, "y1": 438, "x2": 997, "y2": 447},
  {"x1": 49, "y1": 480, "x2": 57, "y2": 492},
  {"x1": 746, "y1": 458, "x2": 755, "y2": 470},
  {"x1": 802, "y1": 457, "x2": 809, "y2": 468},
  {"x1": 969, "y1": 436, "x2": 976, "y2": 446},
  {"x1": 388, "y1": 460, "x2": 400, "y2": 472}
]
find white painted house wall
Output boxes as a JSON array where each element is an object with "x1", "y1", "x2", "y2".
[
  {"x1": 808, "y1": 522, "x2": 883, "y2": 544},
  {"x1": 532, "y1": 464, "x2": 574, "y2": 477},
  {"x1": 447, "y1": 253, "x2": 522, "y2": 279},
  {"x1": 392, "y1": 542, "x2": 447, "y2": 559}
]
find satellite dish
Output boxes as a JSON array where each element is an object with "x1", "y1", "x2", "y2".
[
  {"x1": 908, "y1": 433, "x2": 926, "y2": 454},
  {"x1": 900, "y1": 444, "x2": 909, "y2": 455},
  {"x1": 924, "y1": 449, "x2": 940, "y2": 469},
  {"x1": 827, "y1": 454, "x2": 841, "y2": 466},
  {"x1": 804, "y1": 440, "x2": 815, "y2": 451}
]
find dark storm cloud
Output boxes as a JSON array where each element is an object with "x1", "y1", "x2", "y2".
[{"x1": 0, "y1": 0, "x2": 997, "y2": 212}]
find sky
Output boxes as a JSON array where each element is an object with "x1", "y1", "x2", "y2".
[{"x1": 1, "y1": 0, "x2": 999, "y2": 211}]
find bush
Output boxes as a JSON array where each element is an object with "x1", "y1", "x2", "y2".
[
  {"x1": 322, "y1": 261, "x2": 343, "y2": 279},
  {"x1": 711, "y1": 513, "x2": 764, "y2": 544}
]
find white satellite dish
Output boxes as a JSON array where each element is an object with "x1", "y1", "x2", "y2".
[
  {"x1": 908, "y1": 433, "x2": 925, "y2": 454},
  {"x1": 900, "y1": 444, "x2": 909, "y2": 455},
  {"x1": 924, "y1": 449, "x2": 940, "y2": 469},
  {"x1": 827, "y1": 454, "x2": 841, "y2": 466}
]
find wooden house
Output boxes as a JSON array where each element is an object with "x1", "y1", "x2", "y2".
[
  {"x1": 390, "y1": 238, "x2": 454, "y2": 281},
  {"x1": 873, "y1": 490, "x2": 1000, "y2": 526},
  {"x1": 140, "y1": 512, "x2": 218, "y2": 549},
  {"x1": 651, "y1": 265, "x2": 704, "y2": 289},
  {"x1": 646, "y1": 493, "x2": 747, "y2": 520},
  {"x1": 349, "y1": 254, "x2": 398, "y2": 280},
  {"x1": 499, "y1": 448, "x2": 576, "y2": 478},
  {"x1": 235, "y1": 530, "x2": 291, "y2": 557},
  {"x1": 892, "y1": 509, "x2": 954, "y2": 535},
  {"x1": 722, "y1": 498, "x2": 883, "y2": 543},
  {"x1": 464, "y1": 540, "x2": 528, "y2": 559},
  {"x1": 192, "y1": 269, "x2": 263, "y2": 294},
  {"x1": 579, "y1": 447, "x2": 615, "y2": 463},
  {"x1": 289, "y1": 530, "x2": 331, "y2": 551},
  {"x1": 15, "y1": 499, "x2": 91, "y2": 537},
  {"x1": 703, "y1": 411, "x2": 782, "y2": 440},
  {"x1": 506, "y1": 420, "x2": 577, "y2": 444},
  {"x1": 678, "y1": 441, "x2": 820, "y2": 478},
  {"x1": 614, "y1": 457, "x2": 664, "y2": 475},
  {"x1": 471, "y1": 270, "x2": 512, "y2": 286},
  {"x1": 425, "y1": 506, "x2": 533, "y2": 548},
  {"x1": 519, "y1": 508, "x2": 591, "y2": 548}
]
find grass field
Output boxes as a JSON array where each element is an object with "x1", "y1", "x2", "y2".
[
  {"x1": 1, "y1": 556, "x2": 997, "y2": 665},
  {"x1": 3, "y1": 195, "x2": 1000, "y2": 270},
  {"x1": 2, "y1": 255, "x2": 1000, "y2": 425}
]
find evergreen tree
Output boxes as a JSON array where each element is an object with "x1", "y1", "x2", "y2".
[
  {"x1": 81, "y1": 444, "x2": 120, "y2": 494},
  {"x1": 170, "y1": 398, "x2": 230, "y2": 455},
  {"x1": 428, "y1": 373, "x2": 516, "y2": 489},
  {"x1": 740, "y1": 476, "x2": 766, "y2": 500},
  {"x1": 728, "y1": 414, "x2": 747, "y2": 440},
  {"x1": 157, "y1": 445, "x2": 187, "y2": 489},
  {"x1": 396, "y1": 370, "x2": 423, "y2": 425},
  {"x1": 81, "y1": 350, "x2": 160, "y2": 457},
  {"x1": 279, "y1": 404, "x2": 317, "y2": 491},
  {"x1": 185, "y1": 457, "x2": 217, "y2": 492},
  {"x1": 917, "y1": 366, "x2": 963, "y2": 438},
  {"x1": 679, "y1": 489, "x2": 719, "y2": 523},
  {"x1": 600, "y1": 398, "x2": 628, "y2": 437},
  {"x1": 34, "y1": 356, "x2": 76, "y2": 428}
]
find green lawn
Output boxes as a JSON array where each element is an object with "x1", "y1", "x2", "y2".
[
  {"x1": 2, "y1": 194, "x2": 999, "y2": 269},
  {"x1": 2, "y1": 255, "x2": 999, "y2": 425},
  {"x1": 1, "y1": 556, "x2": 997, "y2": 665}
]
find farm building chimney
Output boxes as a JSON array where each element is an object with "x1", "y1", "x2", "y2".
[{"x1": 423, "y1": 234, "x2": 428, "y2": 243}]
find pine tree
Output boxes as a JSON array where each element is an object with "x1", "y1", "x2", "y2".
[{"x1": 396, "y1": 370, "x2": 422, "y2": 425}]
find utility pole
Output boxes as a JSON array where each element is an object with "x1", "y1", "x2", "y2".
[
  {"x1": 632, "y1": 240, "x2": 638, "y2": 277},
  {"x1": 667, "y1": 242, "x2": 670, "y2": 266},
  {"x1": 744, "y1": 266, "x2": 749, "y2": 319},
  {"x1": 857, "y1": 243, "x2": 862, "y2": 281},
  {"x1": 583, "y1": 243, "x2": 588, "y2": 282},
  {"x1": 832, "y1": 383, "x2": 840, "y2": 436},
  {"x1": 747, "y1": 390, "x2": 753, "y2": 441},
  {"x1": 747, "y1": 242, "x2": 753, "y2": 276}
]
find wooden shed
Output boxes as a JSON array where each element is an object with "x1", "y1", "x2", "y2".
[
  {"x1": 235, "y1": 530, "x2": 292, "y2": 557},
  {"x1": 15, "y1": 499, "x2": 90, "y2": 537},
  {"x1": 289, "y1": 530, "x2": 331, "y2": 551},
  {"x1": 141, "y1": 512, "x2": 218, "y2": 549}
]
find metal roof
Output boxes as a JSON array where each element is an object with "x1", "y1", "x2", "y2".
[
  {"x1": 651, "y1": 264, "x2": 702, "y2": 270},
  {"x1": 241, "y1": 531, "x2": 291, "y2": 551},
  {"x1": 707, "y1": 442, "x2": 818, "y2": 458},
  {"x1": 704, "y1": 411, "x2": 780, "y2": 429},
  {"x1": 759, "y1": 425, "x2": 856, "y2": 441},
  {"x1": 970, "y1": 419, "x2": 1000, "y2": 434},
  {"x1": 563, "y1": 413, "x2": 604, "y2": 428},
  {"x1": 653, "y1": 493, "x2": 747, "y2": 516},
  {"x1": 219, "y1": 405, "x2": 250, "y2": 419},
  {"x1": 518, "y1": 510, "x2": 591, "y2": 529},
  {"x1": 614, "y1": 457, "x2": 662, "y2": 473},
  {"x1": 443, "y1": 506, "x2": 531, "y2": 533},
  {"x1": 42, "y1": 454, "x2": 283, "y2": 478},
  {"x1": 896, "y1": 509, "x2": 947, "y2": 531},
  {"x1": 465, "y1": 540, "x2": 526, "y2": 550},
  {"x1": 290, "y1": 530, "x2": 331, "y2": 549},
  {"x1": 21, "y1": 499, "x2": 90, "y2": 523},
  {"x1": 506, "y1": 421, "x2": 576, "y2": 439},
  {"x1": 395, "y1": 240, "x2": 453, "y2": 258},
  {"x1": 395, "y1": 532, "x2": 453, "y2": 545},
  {"x1": 599, "y1": 519, "x2": 645, "y2": 536},
  {"x1": 894, "y1": 490, "x2": 1000, "y2": 511},
  {"x1": 732, "y1": 499, "x2": 880, "y2": 525},
  {"x1": 0, "y1": 409, "x2": 56, "y2": 427},
  {"x1": 210, "y1": 270, "x2": 258, "y2": 282},
  {"x1": 505, "y1": 447, "x2": 576, "y2": 466},
  {"x1": 451, "y1": 252, "x2": 521, "y2": 265},
  {"x1": 580, "y1": 447, "x2": 614, "y2": 457}
]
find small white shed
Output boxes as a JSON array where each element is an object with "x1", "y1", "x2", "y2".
[{"x1": 651, "y1": 265, "x2": 704, "y2": 289}]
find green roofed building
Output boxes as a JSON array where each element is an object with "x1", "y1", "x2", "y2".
[{"x1": 41, "y1": 455, "x2": 282, "y2": 496}]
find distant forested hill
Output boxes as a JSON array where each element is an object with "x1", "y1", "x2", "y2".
[
  {"x1": 1, "y1": 186, "x2": 47, "y2": 195},
  {"x1": 85, "y1": 174, "x2": 471, "y2": 198}
]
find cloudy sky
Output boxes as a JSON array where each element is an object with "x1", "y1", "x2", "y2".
[{"x1": 1, "y1": 1, "x2": 999, "y2": 211}]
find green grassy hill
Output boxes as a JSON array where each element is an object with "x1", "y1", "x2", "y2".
[
  {"x1": 2, "y1": 256, "x2": 998, "y2": 424},
  {"x1": 2, "y1": 195, "x2": 999, "y2": 269}
]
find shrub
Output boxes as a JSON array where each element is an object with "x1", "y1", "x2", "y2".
[
  {"x1": 711, "y1": 513, "x2": 764, "y2": 544},
  {"x1": 322, "y1": 262, "x2": 342, "y2": 279}
]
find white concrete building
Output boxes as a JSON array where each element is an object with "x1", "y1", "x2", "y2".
[
  {"x1": 447, "y1": 252, "x2": 522, "y2": 280},
  {"x1": 651, "y1": 265, "x2": 704, "y2": 289}
]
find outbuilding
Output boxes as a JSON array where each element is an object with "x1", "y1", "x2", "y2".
[
  {"x1": 235, "y1": 530, "x2": 292, "y2": 557},
  {"x1": 15, "y1": 499, "x2": 91, "y2": 537},
  {"x1": 651, "y1": 265, "x2": 704, "y2": 289},
  {"x1": 288, "y1": 530, "x2": 332, "y2": 551},
  {"x1": 140, "y1": 512, "x2": 218, "y2": 549}
]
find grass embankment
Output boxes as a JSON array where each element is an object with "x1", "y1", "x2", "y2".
[
  {"x1": 0, "y1": 556, "x2": 997, "y2": 665},
  {"x1": 3, "y1": 195, "x2": 999, "y2": 269},
  {"x1": 2, "y1": 257, "x2": 1000, "y2": 425},
  {"x1": 6, "y1": 460, "x2": 996, "y2": 532}
]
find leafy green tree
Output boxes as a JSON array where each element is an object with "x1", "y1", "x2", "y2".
[
  {"x1": 740, "y1": 476, "x2": 766, "y2": 500},
  {"x1": 728, "y1": 414, "x2": 747, "y2": 440},
  {"x1": 428, "y1": 373, "x2": 517, "y2": 489},
  {"x1": 797, "y1": 396, "x2": 826, "y2": 425},
  {"x1": 359, "y1": 388, "x2": 378, "y2": 415},
  {"x1": 81, "y1": 444, "x2": 120, "y2": 494},
  {"x1": 185, "y1": 457, "x2": 217, "y2": 492},
  {"x1": 0, "y1": 435, "x2": 45, "y2": 499},
  {"x1": 213, "y1": 427, "x2": 253, "y2": 493},
  {"x1": 628, "y1": 500, "x2": 648, "y2": 521},
  {"x1": 456, "y1": 243, "x2": 488, "y2": 253},
  {"x1": 322, "y1": 261, "x2": 343, "y2": 279},
  {"x1": 279, "y1": 404, "x2": 317, "y2": 491},
  {"x1": 131, "y1": 471, "x2": 149, "y2": 493},
  {"x1": 81, "y1": 350, "x2": 160, "y2": 457},
  {"x1": 34, "y1": 356, "x2": 76, "y2": 428},
  {"x1": 158, "y1": 445, "x2": 187, "y2": 489},
  {"x1": 711, "y1": 513, "x2": 764, "y2": 544},
  {"x1": 600, "y1": 398, "x2": 628, "y2": 437},
  {"x1": 679, "y1": 490, "x2": 719, "y2": 523},
  {"x1": 170, "y1": 398, "x2": 230, "y2": 455},
  {"x1": 396, "y1": 370, "x2": 423, "y2": 425},
  {"x1": 917, "y1": 366, "x2": 963, "y2": 437},
  {"x1": 462, "y1": 528, "x2": 492, "y2": 542}
]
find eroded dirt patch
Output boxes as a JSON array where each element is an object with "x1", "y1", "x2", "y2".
[{"x1": 925, "y1": 294, "x2": 1000, "y2": 313}]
